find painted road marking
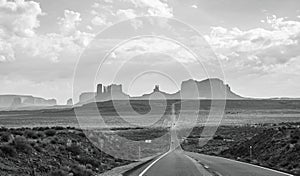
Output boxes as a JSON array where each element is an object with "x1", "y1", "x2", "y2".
[
  {"x1": 190, "y1": 153, "x2": 293, "y2": 176},
  {"x1": 219, "y1": 156, "x2": 293, "y2": 176},
  {"x1": 138, "y1": 151, "x2": 171, "y2": 176}
]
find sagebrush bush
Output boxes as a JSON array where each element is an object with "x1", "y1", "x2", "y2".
[
  {"x1": 49, "y1": 169, "x2": 69, "y2": 176},
  {"x1": 0, "y1": 132, "x2": 12, "y2": 142},
  {"x1": 50, "y1": 137, "x2": 59, "y2": 144},
  {"x1": 77, "y1": 155, "x2": 100, "y2": 167},
  {"x1": 12, "y1": 130, "x2": 24, "y2": 136},
  {"x1": 0, "y1": 145, "x2": 17, "y2": 157},
  {"x1": 44, "y1": 129, "x2": 57, "y2": 137},
  {"x1": 24, "y1": 130, "x2": 38, "y2": 139},
  {"x1": 36, "y1": 132, "x2": 45, "y2": 138},
  {"x1": 71, "y1": 165, "x2": 93, "y2": 176},
  {"x1": 52, "y1": 126, "x2": 65, "y2": 131},
  {"x1": 13, "y1": 136, "x2": 33, "y2": 154},
  {"x1": 67, "y1": 144, "x2": 81, "y2": 156}
]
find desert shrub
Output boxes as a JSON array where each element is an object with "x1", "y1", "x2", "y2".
[
  {"x1": 67, "y1": 144, "x2": 82, "y2": 156},
  {"x1": 77, "y1": 132, "x2": 86, "y2": 138},
  {"x1": 213, "y1": 135, "x2": 224, "y2": 140},
  {"x1": 50, "y1": 137, "x2": 59, "y2": 144},
  {"x1": 290, "y1": 139, "x2": 298, "y2": 144},
  {"x1": 39, "y1": 141, "x2": 47, "y2": 148},
  {"x1": 13, "y1": 136, "x2": 33, "y2": 154},
  {"x1": 44, "y1": 129, "x2": 57, "y2": 137},
  {"x1": 0, "y1": 127, "x2": 8, "y2": 132},
  {"x1": 37, "y1": 132, "x2": 45, "y2": 138},
  {"x1": 295, "y1": 144, "x2": 300, "y2": 151},
  {"x1": 33, "y1": 144, "x2": 42, "y2": 152},
  {"x1": 11, "y1": 130, "x2": 24, "y2": 136},
  {"x1": 77, "y1": 155, "x2": 100, "y2": 167},
  {"x1": 0, "y1": 145, "x2": 17, "y2": 157},
  {"x1": 71, "y1": 165, "x2": 93, "y2": 176},
  {"x1": 24, "y1": 130, "x2": 38, "y2": 139},
  {"x1": 1, "y1": 132, "x2": 12, "y2": 142},
  {"x1": 49, "y1": 169, "x2": 69, "y2": 176},
  {"x1": 52, "y1": 126, "x2": 65, "y2": 131}
]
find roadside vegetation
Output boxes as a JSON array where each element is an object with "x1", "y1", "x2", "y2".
[
  {"x1": 182, "y1": 123, "x2": 300, "y2": 175},
  {"x1": 0, "y1": 126, "x2": 131, "y2": 176}
]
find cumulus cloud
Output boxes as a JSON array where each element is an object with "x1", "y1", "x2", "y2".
[
  {"x1": 116, "y1": 9, "x2": 137, "y2": 20},
  {"x1": 58, "y1": 10, "x2": 82, "y2": 35},
  {"x1": 0, "y1": 0, "x2": 43, "y2": 37},
  {"x1": 0, "y1": 3, "x2": 94, "y2": 63},
  {"x1": 90, "y1": 0, "x2": 173, "y2": 29},
  {"x1": 127, "y1": 0, "x2": 173, "y2": 17},
  {"x1": 0, "y1": 39, "x2": 14, "y2": 62},
  {"x1": 108, "y1": 37, "x2": 196, "y2": 64},
  {"x1": 91, "y1": 15, "x2": 109, "y2": 26},
  {"x1": 205, "y1": 15, "x2": 300, "y2": 72},
  {"x1": 0, "y1": 0, "x2": 43, "y2": 62},
  {"x1": 191, "y1": 5, "x2": 198, "y2": 9}
]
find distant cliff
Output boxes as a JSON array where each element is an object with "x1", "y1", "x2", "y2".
[
  {"x1": 79, "y1": 92, "x2": 96, "y2": 104},
  {"x1": 88, "y1": 78, "x2": 243, "y2": 103},
  {"x1": 180, "y1": 78, "x2": 243, "y2": 99},
  {"x1": 95, "y1": 84, "x2": 129, "y2": 102},
  {"x1": 0, "y1": 95, "x2": 57, "y2": 108}
]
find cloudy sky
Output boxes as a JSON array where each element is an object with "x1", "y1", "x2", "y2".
[{"x1": 1, "y1": 0, "x2": 300, "y2": 104}]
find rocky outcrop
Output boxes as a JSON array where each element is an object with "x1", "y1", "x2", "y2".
[
  {"x1": 180, "y1": 78, "x2": 243, "y2": 99},
  {"x1": 133, "y1": 78, "x2": 243, "y2": 100},
  {"x1": 66, "y1": 98, "x2": 73, "y2": 105},
  {"x1": 95, "y1": 84, "x2": 129, "y2": 102},
  {"x1": 0, "y1": 95, "x2": 57, "y2": 108},
  {"x1": 79, "y1": 92, "x2": 96, "y2": 104},
  {"x1": 78, "y1": 78, "x2": 243, "y2": 103}
]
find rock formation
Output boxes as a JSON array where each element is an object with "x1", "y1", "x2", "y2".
[
  {"x1": 76, "y1": 78, "x2": 243, "y2": 104},
  {"x1": 0, "y1": 95, "x2": 57, "y2": 108},
  {"x1": 66, "y1": 98, "x2": 73, "y2": 105},
  {"x1": 79, "y1": 92, "x2": 96, "y2": 104}
]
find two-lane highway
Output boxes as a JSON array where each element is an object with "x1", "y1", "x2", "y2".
[
  {"x1": 136, "y1": 150, "x2": 212, "y2": 176},
  {"x1": 128, "y1": 150, "x2": 293, "y2": 176},
  {"x1": 185, "y1": 152, "x2": 293, "y2": 176},
  {"x1": 127, "y1": 104, "x2": 293, "y2": 176}
]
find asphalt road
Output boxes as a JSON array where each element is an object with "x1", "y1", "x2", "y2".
[
  {"x1": 185, "y1": 152, "x2": 293, "y2": 176},
  {"x1": 128, "y1": 104, "x2": 294, "y2": 176},
  {"x1": 130, "y1": 150, "x2": 212, "y2": 176},
  {"x1": 129, "y1": 150, "x2": 293, "y2": 176}
]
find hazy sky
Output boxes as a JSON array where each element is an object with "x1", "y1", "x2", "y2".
[{"x1": 1, "y1": 0, "x2": 300, "y2": 104}]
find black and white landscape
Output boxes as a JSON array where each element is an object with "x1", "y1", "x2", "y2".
[{"x1": 0, "y1": 0, "x2": 300, "y2": 176}]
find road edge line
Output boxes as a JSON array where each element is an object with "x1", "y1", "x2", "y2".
[
  {"x1": 219, "y1": 156, "x2": 293, "y2": 176},
  {"x1": 187, "y1": 152, "x2": 293, "y2": 176},
  {"x1": 138, "y1": 150, "x2": 171, "y2": 176}
]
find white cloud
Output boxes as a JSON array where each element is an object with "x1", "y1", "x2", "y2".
[
  {"x1": 58, "y1": 10, "x2": 82, "y2": 35},
  {"x1": 0, "y1": 4, "x2": 95, "y2": 63},
  {"x1": 108, "y1": 37, "x2": 196, "y2": 64},
  {"x1": 0, "y1": 39, "x2": 14, "y2": 62},
  {"x1": 205, "y1": 15, "x2": 300, "y2": 72},
  {"x1": 0, "y1": 0, "x2": 43, "y2": 37},
  {"x1": 191, "y1": 5, "x2": 198, "y2": 9},
  {"x1": 86, "y1": 25, "x2": 93, "y2": 31},
  {"x1": 90, "y1": 0, "x2": 173, "y2": 29},
  {"x1": 0, "y1": 0, "x2": 43, "y2": 62},
  {"x1": 126, "y1": 0, "x2": 173, "y2": 18},
  {"x1": 91, "y1": 16, "x2": 108, "y2": 26},
  {"x1": 116, "y1": 9, "x2": 137, "y2": 20}
]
